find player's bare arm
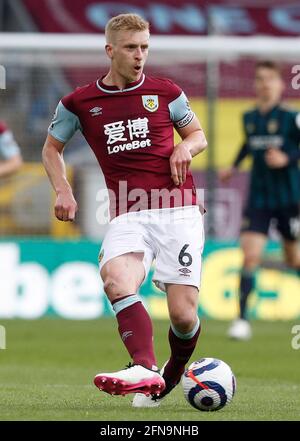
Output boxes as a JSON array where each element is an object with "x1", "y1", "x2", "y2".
[
  {"x1": 170, "y1": 116, "x2": 207, "y2": 186},
  {"x1": 0, "y1": 154, "x2": 22, "y2": 177},
  {"x1": 42, "y1": 133, "x2": 78, "y2": 222}
]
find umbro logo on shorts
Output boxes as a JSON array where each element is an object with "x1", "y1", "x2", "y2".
[{"x1": 179, "y1": 268, "x2": 191, "y2": 276}]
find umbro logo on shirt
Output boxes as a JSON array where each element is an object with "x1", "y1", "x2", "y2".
[{"x1": 89, "y1": 107, "x2": 102, "y2": 116}]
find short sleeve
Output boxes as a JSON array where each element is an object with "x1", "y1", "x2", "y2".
[
  {"x1": 295, "y1": 113, "x2": 300, "y2": 130},
  {"x1": 294, "y1": 113, "x2": 300, "y2": 140},
  {"x1": 48, "y1": 100, "x2": 82, "y2": 143},
  {"x1": 288, "y1": 111, "x2": 300, "y2": 145},
  {"x1": 0, "y1": 129, "x2": 21, "y2": 159},
  {"x1": 168, "y1": 91, "x2": 195, "y2": 129},
  {"x1": 290, "y1": 112, "x2": 300, "y2": 159}
]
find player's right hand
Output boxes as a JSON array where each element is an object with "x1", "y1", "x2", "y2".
[
  {"x1": 54, "y1": 191, "x2": 78, "y2": 221},
  {"x1": 218, "y1": 168, "x2": 234, "y2": 182}
]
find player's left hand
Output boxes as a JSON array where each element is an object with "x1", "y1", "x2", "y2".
[
  {"x1": 170, "y1": 143, "x2": 192, "y2": 186},
  {"x1": 265, "y1": 148, "x2": 289, "y2": 168}
]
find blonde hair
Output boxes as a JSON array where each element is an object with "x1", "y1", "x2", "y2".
[{"x1": 105, "y1": 13, "x2": 150, "y2": 43}]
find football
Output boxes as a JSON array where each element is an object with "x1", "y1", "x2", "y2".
[{"x1": 182, "y1": 358, "x2": 236, "y2": 411}]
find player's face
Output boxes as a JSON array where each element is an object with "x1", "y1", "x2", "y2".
[
  {"x1": 108, "y1": 30, "x2": 149, "y2": 83},
  {"x1": 254, "y1": 68, "x2": 284, "y2": 102}
]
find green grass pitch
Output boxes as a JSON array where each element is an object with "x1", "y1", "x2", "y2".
[{"x1": 0, "y1": 318, "x2": 299, "y2": 421}]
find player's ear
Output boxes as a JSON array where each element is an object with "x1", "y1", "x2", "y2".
[{"x1": 105, "y1": 44, "x2": 113, "y2": 59}]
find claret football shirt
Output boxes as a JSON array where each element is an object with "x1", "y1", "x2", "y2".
[{"x1": 49, "y1": 74, "x2": 199, "y2": 218}]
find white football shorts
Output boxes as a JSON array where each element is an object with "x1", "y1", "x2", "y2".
[{"x1": 98, "y1": 205, "x2": 205, "y2": 292}]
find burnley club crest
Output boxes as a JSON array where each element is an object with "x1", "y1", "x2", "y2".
[{"x1": 142, "y1": 95, "x2": 159, "y2": 112}]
